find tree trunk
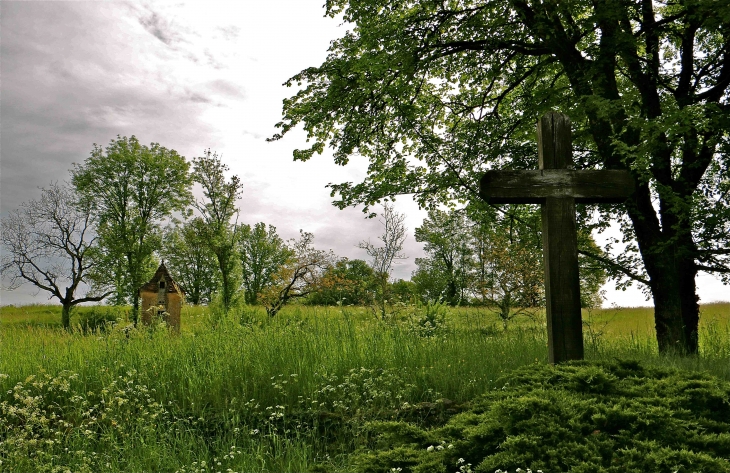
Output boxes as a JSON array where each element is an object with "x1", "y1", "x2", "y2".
[
  {"x1": 126, "y1": 252, "x2": 141, "y2": 326},
  {"x1": 61, "y1": 303, "x2": 72, "y2": 330},
  {"x1": 501, "y1": 305, "x2": 510, "y2": 332},
  {"x1": 188, "y1": 289, "x2": 200, "y2": 306},
  {"x1": 217, "y1": 246, "x2": 236, "y2": 312},
  {"x1": 446, "y1": 279, "x2": 458, "y2": 306},
  {"x1": 220, "y1": 265, "x2": 231, "y2": 311},
  {"x1": 625, "y1": 177, "x2": 701, "y2": 355},
  {"x1": 644, "y1": 249, "x2": 700, "y2": 355},
  {"x1": 497, "y1": 292, "x2": 512, "y2": 331},
  {"x1": 267, "y1": 298, "x2": 284, "y2": 317},
  {"x1": 131, "y1": 296, "x2": 140, "y2": 326}
]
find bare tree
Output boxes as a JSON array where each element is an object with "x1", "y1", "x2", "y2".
[
  {"x1": 1, "y1": 184, "x2": 112, "y2": 329},
  {"x1": 358, "y1": 203, "x2": 408, "y2": 318}
]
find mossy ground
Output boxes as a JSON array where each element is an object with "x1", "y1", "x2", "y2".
[{"x1": 353, "y1": 360, "x2": 730, "y2": 473}]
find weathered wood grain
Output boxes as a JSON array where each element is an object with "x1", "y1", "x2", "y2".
[
  {"x1": 479, "y1": 169, "x2": 635, "y2": 204},
  {"x1": 538, "y1": 112, "x2": 572, "y2": 170},
  {"x1": 542, "y1": 197, "x2": 583, "y2": 363},
  {"x1": 477, "y1": 112, "x2": 636, "y2": 363}
]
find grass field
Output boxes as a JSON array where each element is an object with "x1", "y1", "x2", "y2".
[{"x1": 1, "y1": 302, "x2": 729, "y2": 472}]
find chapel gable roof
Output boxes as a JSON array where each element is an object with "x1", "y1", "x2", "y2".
[{"x1": 138, "y1": 263, "x2": 184, "y2": 296}]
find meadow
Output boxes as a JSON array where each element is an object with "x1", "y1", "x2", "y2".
[{"x1": 1, "y1": 302, "x2": 729, "y2": 472}]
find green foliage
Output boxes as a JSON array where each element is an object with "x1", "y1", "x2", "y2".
[
  {"x1": 414, "y1": 209, "x2": 473, "y2": 306},
  {"x1": 414, "y1": 204, "x2": 605, "y2": 311},
  {"x1": 412, "y1": 204, "x2": 607, "y2": 330},
  {"x1": 359, "y1": 203, "x2": 408, "y2": 320},
  {"x1": 0, "y1": 369, "x2": 172, "y2": 472},
  {"x1": 161, "y1": 218, "x2": 218, "y2": 305},
  {"x1": 259, "y1": 231, "x2": 336, "y2": 317},
  {"x1": 412, "y1": 261, "x2": 451, "y2": 304},
  {"x1": 76, "y1": 306, "x2": 124, "y2": 334},
  {"x1": 305, "y1": 367, "x2": 429, "y2": 423},
  {"x1": 191, "y1": 149, "x2": 244, "y2": 312},
  {"x1": 274, "y1": 0, "x2": 730, "y2": 354},
  {"x1": 2, "y1": 304, "x2": 730, "y2": 472},
  {"x1": 353, "y1": 360, "x2": 730, "y2": 473},
  {"x1": 72, "y1": 136, "x2": 192, "y2": 320},
  {"x1": 390, "y1": 279, "x2": 417, "y2": 304},
  {"x1": 577, "y1": 233, "x2": 608, "y2": 309},
  {"x1": 469, "y1": 205, "x2": 544, "y2": 330},
  {"x1": 307, "y1": 259, "x2": 376, "y2": 306},
  {"x1": 407, "y1": 300, "x2": 449, "y2": 338},
  {"x1": 239, "y1": 222, "x2": 292, "y2": 305}
]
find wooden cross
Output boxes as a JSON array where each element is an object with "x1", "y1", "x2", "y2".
[{"x1": 480, "y1": 112, "x2": 635, "y2": 363}]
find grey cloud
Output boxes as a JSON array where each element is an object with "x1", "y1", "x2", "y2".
[
  {"x1": 237, "y1": 197, "x2": 424, "y2": 282},
  {"x1": 187, "y1": 91, "x2": 213, "y2": 103},
  {"x1": 1, "y1": 2, "x2": 216, "y2": 214},
  {"x1": 184, "y1": 52, "x2": 200, "y2": 63},
  {"x1": 174, "y1": 81, "x2": 245, "y2": 107},
  {"x1": 204, "y1": 49, "x2": 225, "y2": 70},
  {"x1": 207, "y1": 79, "x2": 244, "y2": 98},
  {"x1": 138, "y1": 11, "x2": 182, "y2": 46}
]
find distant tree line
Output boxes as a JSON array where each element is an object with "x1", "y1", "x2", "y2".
[{"x1": 2, "y1": 136, "x2": 606, "y2": 329}]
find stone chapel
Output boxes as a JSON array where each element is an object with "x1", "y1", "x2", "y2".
[{"x1": 139, "y1": 263, "x2": 184, "y2": 332}]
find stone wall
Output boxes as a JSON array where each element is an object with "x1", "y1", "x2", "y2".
[{"x1": 140, "y1": 290, "x2": 182, "y2": 332}]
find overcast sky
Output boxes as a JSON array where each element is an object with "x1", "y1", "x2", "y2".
[{"x1": 1, "y1": 0, "x2": 726, "y2": 307}]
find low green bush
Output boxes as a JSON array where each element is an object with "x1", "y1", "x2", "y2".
[{"x1": 352, "y1": 360, "x2": 730, "y2": 473}]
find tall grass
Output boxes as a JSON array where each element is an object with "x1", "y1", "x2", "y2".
[
  {"x1": 1, "y1": 305, "x2": 549, "y2": 408},
  {"x1": 1, "y1": 302, "x2": 729, "y2": 472}
]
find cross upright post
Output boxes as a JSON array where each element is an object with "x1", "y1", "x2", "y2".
[
  {"x1": 538, "y1": 113, "x2": 583, "y2": 363},
  {"x1": 480, "y1": 112, "x2": 635, "y2": 363}
]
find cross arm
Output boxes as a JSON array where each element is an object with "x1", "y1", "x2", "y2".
[{"x1": 480, "y1": 169, "x2": 635, "y2": 204}]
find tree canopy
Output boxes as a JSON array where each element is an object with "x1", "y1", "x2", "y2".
[
  {"x1": 274, "y1": 0, "x2": 730, "y2": 354},
  {"x1": 191, "y1": 149, "x2": 243, "y2": 312},
  {"x1": 260, "y1": 231, "x2": 335, "y2": 317},
  {"x1": 160, "y1": 218, "x2": 218, "y2": 305},
  {"x1": 72, "y1": 136, "x2": 192, "y2": 323},
  {"x1": 414, "y1": 208, "x2": 473, "y2": 306},
  {"x1": 239, "y1": 222, "x2": 292, "y2": 305}
]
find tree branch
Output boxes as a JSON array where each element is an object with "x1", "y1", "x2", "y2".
[
  {"x1": 578, "y1": 249, "x2": 650, "y2": 286},
  {"x1": 696, "y1": 264, "x2": 730, "y2": 274}
]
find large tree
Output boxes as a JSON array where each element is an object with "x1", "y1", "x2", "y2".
[
  {"x1": 191, "y1": 150, "x2": 244, "y2": 312},
  {"x1": 273, "y1": 0, "x2": 730, "y2": 354},
  {"x1": 239, "y1": 222, "x2": 292, "y2": 305},
  {"x1": 414, "y1": 208, "x2": 473, "y2": 305},
  {"x1": 307, "y1": 258, "x2": 376, "y2": 306},
  {"x1": 1, "y1": 183, "x2": 112, "y2": 329},
  {"x1": 469, "y1": 203, "x2": 606, "y2": 309},
  {"x1": 472, "y1": 205, "x2": 545, "y2": 328},
  {"x1": 160, "y1": 218, "x2": 218, "y2": 305},
  {"x1": 72, "y1": 136, "x2": 192, "y2": 324}
]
